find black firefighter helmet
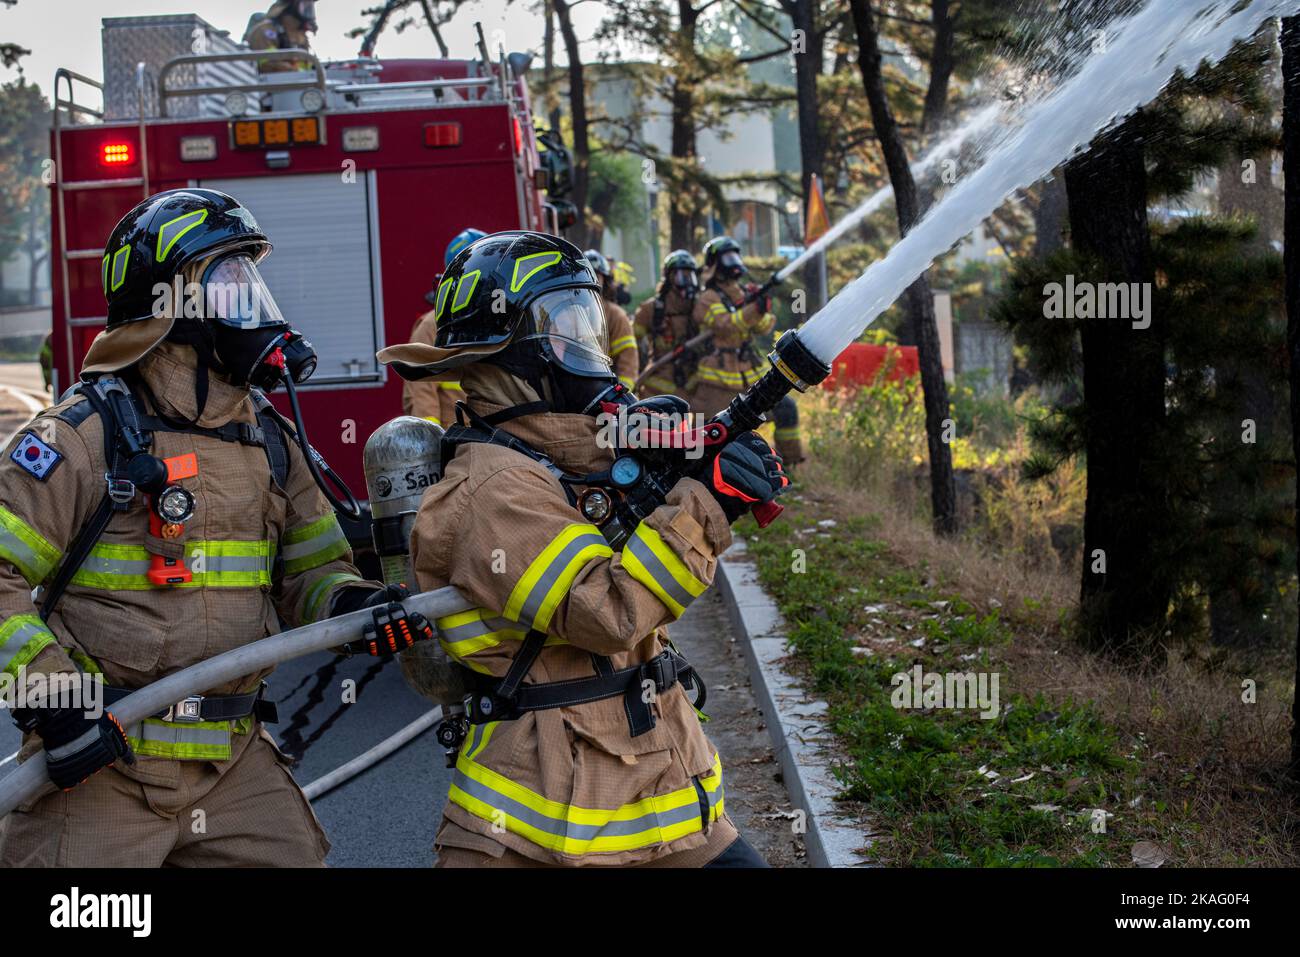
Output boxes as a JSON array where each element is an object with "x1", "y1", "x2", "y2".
[
  {"x1": 382, "y1": 231, "x2": 610, "y2": 381},
  {"x1": 84, "y1": 188, "x2": 273, "y2": 376}
]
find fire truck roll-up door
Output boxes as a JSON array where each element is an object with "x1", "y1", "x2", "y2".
[{"x1": 198, "y1": 171, "x2": 386, "y2": 386}]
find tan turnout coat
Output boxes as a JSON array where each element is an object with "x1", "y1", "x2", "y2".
[{"x1": 411, "y1": 396, "x2": 740, "y2": 866}]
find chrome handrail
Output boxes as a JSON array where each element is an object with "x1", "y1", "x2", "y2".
[{"x1": 157, "y1": 49, "x2": 327, "y2": 117}]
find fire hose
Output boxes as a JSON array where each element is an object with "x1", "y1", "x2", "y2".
[{"x1": 0, "y1": 586, "x2": 473, "y2": 818}]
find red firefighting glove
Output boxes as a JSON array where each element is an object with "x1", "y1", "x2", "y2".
[
  {"x1": 703, "y1": 431, "x2": 790, "y2": 523},
  {"x1": 12, "y1": 706, "x2": 135, "y2": 791}
]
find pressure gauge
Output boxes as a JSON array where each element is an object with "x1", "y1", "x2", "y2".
[
  {"x1": 154, "y1": 485, "x2": 196, "y2": 526},
  {"x1": 610, "y1": 455, "x2": 644, "y2": 489}
]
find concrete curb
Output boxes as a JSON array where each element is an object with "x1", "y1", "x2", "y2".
[{"x1": 716, "y1": 539, "x2": 872, "y2": 869}]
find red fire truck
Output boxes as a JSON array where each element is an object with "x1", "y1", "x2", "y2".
[{"x1": 49, "y1": 15, "x2": 562, "y2": 540}]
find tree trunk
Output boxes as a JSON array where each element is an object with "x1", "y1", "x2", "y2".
[
  {"x1": 553, "y1": 0, "x2": 590, "y2": 247},
  {"x1": 1210, "y1": 25, "x2": 1284, "y2": 649},
  {"x1": 920, "y1": 0, "x2": 956, "y2": 136},
  {"x1": 1065, "y1": 123, "x2": 1170, "y2": 663},
  {"x1": 543, "y1": 0, "x2": 561, "y2": 131},
  {"x1": 848, "y1": 0, "x2": 958, "y2": 535},
  {"x1": 785, "y1": 0, "x2": 827, "y2": 305},
  {"x1": 669, "y1": 0, "x2": 701, "y2": 250},
  {"x1": 1280, "y1": 15, "x2": 1300, "y2": 777}
]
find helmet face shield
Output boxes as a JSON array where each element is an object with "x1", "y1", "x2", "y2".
[
  {"x1": 523, "y1": 287, "x2": 612, "y2": 378},
  {"x1": 669, "y1": 267, "x2": 699, "y2": 293},
  {"x1": 200, "y1": 255, "x2": 287, "y2": 330},
  {"x1": 718, "y1": 249, "x2": 746, "y2": 278}
]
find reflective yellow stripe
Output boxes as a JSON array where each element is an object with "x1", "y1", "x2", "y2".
[
  {"x1": 609, "y1": 335, "x2": 637, "y2": 356},
  {"x1": 695, "y1": 365, "x2": 747, "y2": 388},
  {"x1": 435, "y1": 606, "x2": 566, "y2": 666},
  {"x1": 438, "y1": 381, "x2": 462, "y2": 391},
  {"x1": 303, "y1": 571, "x2": 364, "y2": 623},
  {"x1": 621, "y1": 523, "x2": 707, "y2": 618},
  {"x1": 283, "y1": 513, "x2": 349, "y2": 575},
  {"x1": 0, "y1": 614, "x2": 56, "y2": 677},
  {"x1": 503, "y1": 523, "x2": 612, "y2": 632},
  {"x1": 449, "y1": 749, "x2": 724, "y2": 855},
  {"x1": 70, "y1": 539, "x2": 274, "y2": 590},
  {"x1": 0, "y1": 506, "x2": 62, "y2": 586},
  {"x1": 422, "y1": 415, "x2": 443, "y2": 427},
  {"x1": 125, "y1": 717, "x2": 233, "y2": 761},
  {"x1": 774, "y1": 426, "x2": 801, "y2": 440},
  {"x1": 618, "y1": 375, "x2": 636, "y2": 391}
]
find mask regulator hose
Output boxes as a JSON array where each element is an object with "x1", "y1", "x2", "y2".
[{"x1": 281, "y1": 370, "x2": 363, "y2": 520}]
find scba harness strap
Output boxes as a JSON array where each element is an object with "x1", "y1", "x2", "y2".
[
  {"x1": 441, "y1": 403, "x2": 709, "y2": 738},
  {"x1": 38, "y1": 375, "x2": 291, "y2": 620}
]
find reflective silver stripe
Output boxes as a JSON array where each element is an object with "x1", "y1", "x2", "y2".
[
  {"x1": 282, "y1": 523, "x2": 347, "y2": 563},
  {"x1": 517, "y1": 532, "x2": 609, "y2": 629},
  {"x1": 439, "y1": 615, "x2": 522, "y2": 646},
  {"x1": 46, "y1": 725, "x2": 102, "y2": 762},
  {"x1": 624, "y1": 533, "x2": 697, "y2": 610},
  {"x1": 79, "y1": 554, "x2": 150, "y2": 576},
  {"x1": 0, "y1": 527, "x2": 51, "y2": 584},
  {"x1": 0, "y1": 618, "x2": 53, "y2": 671},
  {"x1": 125, "y1": 721, "x2": 231, "y2": 749},
  {"x1": 201, "y1": 554, "x2": 269, "y2": 574},
  {"x1": 452, "y1": 768, "x2": 704, "y2": 841}
]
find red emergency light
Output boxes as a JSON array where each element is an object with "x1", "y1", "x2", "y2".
[
  {"x1": 423, "y1": 122, "x2": 462, "y2": 148},
  {"x1": 101, "y1": 142, "x2": 133, "y2": 166}
]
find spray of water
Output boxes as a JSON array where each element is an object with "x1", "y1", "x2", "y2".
[
  {"x1": 777, "y1": 102, "x2": 1003, "y2": 281},
  {"x1": 797, "y1": 0, "x2": 1292, "y2": 364}
]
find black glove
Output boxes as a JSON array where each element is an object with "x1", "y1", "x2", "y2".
[
  {"x1": 745, "y1": 282, "x2": 771, "y2": 314},
  {"x1": 340, "y1": 584, "x2": 436, "y2": 657},
  {"x1": 700, "y1": 431, "x2": 790, "y2": 523},
  {"x1": 12, "y1": 706, "x2": 134, "y2": 791}
]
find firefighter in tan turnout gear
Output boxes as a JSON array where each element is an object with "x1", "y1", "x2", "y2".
[
  {"x1": 584, "y1": 249, "x2": 639, "y2": 392},
  {"x1": 402, "y1": 229, "x2": 483, "y2": 427},
  {"x1": 633, "y1": 249, "x2": 702, "y2": 401},
  {"x1": 381, "y1": 231, "x2": 788, "y2": 867},
  {"x1": 244, "y1": 0, "x2": 318, "y2": 73},
  {"x1": 0, "y1": 188, "x2": 432, "y2": 867},
  {"x1": 692, "y1": 236, "x2": 804, "y2": 466}
]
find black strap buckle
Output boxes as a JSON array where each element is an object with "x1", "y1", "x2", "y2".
[{"x1": 644, "y1": 651, "x2": 679, "y2": 694}]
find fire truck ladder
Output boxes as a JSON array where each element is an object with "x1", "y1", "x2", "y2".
[{"x1": 52, "y1": 63, "x2": 151, "y2": 396}]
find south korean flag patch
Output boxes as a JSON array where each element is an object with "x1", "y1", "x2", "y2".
[{"x1": 11, "y1": 432, "x2": 63, "y2": 481}]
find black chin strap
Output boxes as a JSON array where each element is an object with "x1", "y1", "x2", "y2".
[{"x1": 478, "y1": 401, "x2": 551, "y2": 427}]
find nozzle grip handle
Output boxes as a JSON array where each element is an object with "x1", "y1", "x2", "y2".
[{"x1": 752, "y1": 500, "x2": 783, "y2": 528}]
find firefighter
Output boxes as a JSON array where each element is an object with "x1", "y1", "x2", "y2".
[
  {"x1": 584, "y1": 249, "x2": 639, "y2": 392},
  {"x1": 244, "y1": 0, "x2": 318, "y2": 73},
  {"x1": 633, "y1": 249, "x2": 701, "y2": 401},
  {"x1": 692, "y1": 236, "x2": 804, "y2": 465},
  {"x1": 379, "y1": 231, "x2": 788, "y2": 867},
  {"x1": 0, "y1": 188, "x2": 432, "y2": 867},
  {"x1": 402, "y1": 228, "x2": 485, "y2": 427}
]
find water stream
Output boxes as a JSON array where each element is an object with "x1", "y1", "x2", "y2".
[{"x1": 796, "y1": 0, "x2": 1292, "y2": 364}]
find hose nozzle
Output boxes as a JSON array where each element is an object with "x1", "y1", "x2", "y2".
[{"x1": 715, "y1": 331, "x2": 830, "y2": 434}]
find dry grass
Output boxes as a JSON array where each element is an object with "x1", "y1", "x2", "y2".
[{"x1": 795, "y1": 459, "x2": 1300, "y2": 866}]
